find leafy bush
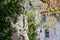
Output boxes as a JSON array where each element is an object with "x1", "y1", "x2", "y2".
[{"x1": 0, "y1": 0, "x2": 23, "y2": 40}]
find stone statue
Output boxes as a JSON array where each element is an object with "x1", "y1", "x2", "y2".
[{"x1": 9, "y1": 14, "x2": 29, "y2": 40}]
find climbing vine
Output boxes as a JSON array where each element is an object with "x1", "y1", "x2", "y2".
[{"x1": 24, "y1": 10, "x2": 37, "y2": 40}]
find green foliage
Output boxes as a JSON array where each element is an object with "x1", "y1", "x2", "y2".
[
  {"x1": 0, "y1": 17, "x2": 12, "y2": 40},
  {"x1": 0, "y1": 0, "x2": 20, "y2": 17},
  {"x1": 28, "y1": 15, "x2": 37, "y2": 40},
  {"x1": 0, "y1": 0, "x2": 24, "y2": 40},
  {"x1": 25, "y1": 10, "x2": 37, "y2": 40}
]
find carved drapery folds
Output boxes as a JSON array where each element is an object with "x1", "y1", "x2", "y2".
[{"x1": 10, "y1": 14, "x2": 29, "y2": 40}]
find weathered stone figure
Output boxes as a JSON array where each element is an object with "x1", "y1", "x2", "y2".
[{"x1": 10, "y1": 14, "x2": 29, "y2": 40}]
